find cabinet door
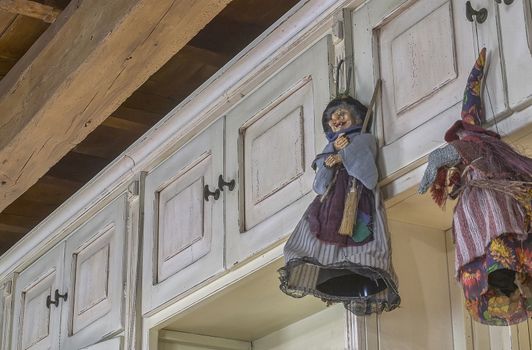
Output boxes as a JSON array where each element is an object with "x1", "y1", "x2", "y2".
[
  {"x1": 498, "y1": 0, "x2": 532, "y2": 111},
  {"x1": 0, "y1": 279, "x2": 13, "y2": 350},
  {"x1": 11, "y1": 243, "x2": 65, "y2": 350},
  {"x1": 142, "y1": 119, "x2": 224, "y2": 314},
  {"x1": 225, "y1": 36, "x2": 331, "y2": 266},
  {"x1": 60, "y1": 194, "x2": 128, "y2": 350},
  {"x1": 80, "y1": 337, "x2": 122, "y2": 350},
  {"x1": 351, "y1": 0, "x2": 503, "y2": 177}
]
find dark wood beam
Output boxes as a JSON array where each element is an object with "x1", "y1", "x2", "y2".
[{"x1": 0, "y1": 0, "x2": 232, "y2": 212}]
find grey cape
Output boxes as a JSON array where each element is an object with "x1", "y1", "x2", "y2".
[{"x1": 279, "y1": 133, "x2": 400, "y2": 315}]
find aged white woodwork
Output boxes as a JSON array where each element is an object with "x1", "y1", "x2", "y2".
[
  {"x1": 60, "y1": 194, "x2": 128, "y2": 350},
  {"x1": 11, "y1": 243, "x2": 65, "y2": 350},
  {"x1": 225, "y1": 36, "x2": 331, "y2": 267},
  {"x1": 469, "y1": 0, "x2": 508, "y2": 122},
  {"x1": 157, "y1": 157, "x2": 210, "y2": 282},
  {"x1": 498, "y1": 0, "x2": 532, "y2": 111},
  {"x1": 0, "y1": 280, "x2": 12, "y2": 350},
  {"x1": 80, "y1": 337, "x2": 122, "y2": 350},
  {"x1": 241, "y1": 81, "x2": 312, "y2": 230},
  {"x1": 142, "y1": 119, "x2": 224, "y2": 314},
  {"x1": 352, "y1": 0, "x2": 496, "y2": 177},
  {"x1": 0, "y1": 0, "x2": 347, "y2": 284},
  {"x1": 0, "y1": 0, "x2": 231, "y2": 213}
]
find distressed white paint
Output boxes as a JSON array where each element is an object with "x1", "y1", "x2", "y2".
[
  {"x1": 156, "y1": 158, "x2": 210, "y2": 282},
  {"x1": 469, "y1": 0, "x2": 508, "y2": 122},
  {"x1": 498, "y1": 0, "x2": 532, "y2": 111},
  {"x1": 390, "y1": 2, "x2": 457, "y2": 115},
  {"x1": 0, "y1": 280, "x2": 12, "y2": 350},
  {"x1": 61, "y1": 195, "x2": 128, "y2": 350},
  {"x1": 0, "y1": 0, "x2": 353, "y2": 284},
  {"x1": 11, "y1": 243, "x2": 64, "y2": 350},
  {"x1": 80, "y1": 337, "x2": 122, "y2": 350},
  {"x1": 225, "y1": 36, "x2": 330, "y2": 267},
  {"x1": 0, "y1": 1, "x2": 529, "y2": 350},
  {"x1": 142, "y1": 119, "x2": 224, "y2": 315},
  {"x1": 377, "y1": 0, "x2": 477, "y2": 145},
  {"x1": 242, "y1": 83, "x2": 309, "y2": 229}
]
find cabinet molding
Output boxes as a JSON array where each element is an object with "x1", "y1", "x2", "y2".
[
  {"x1": 11, "y1": 243, "x2": 65, "y2": 350},
  {"x1": 0, "y1": 0, "x2": 351, "y2": 284},
  {"x1": 142, "y1": 119, "x2": 224, "y2": 315}
]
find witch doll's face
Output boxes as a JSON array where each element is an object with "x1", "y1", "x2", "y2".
[{"x1": 328, "y1": 108, "x2": 354, "y2": 132}]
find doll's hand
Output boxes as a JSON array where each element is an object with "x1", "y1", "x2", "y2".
[
  {"x1": 333, "y1": 135, "x2": 349, "y2": 150},
  {"x1": 325, "y1": 154, "x2": 342, "y2": 167}
]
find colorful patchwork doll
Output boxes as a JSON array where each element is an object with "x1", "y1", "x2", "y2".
[
  {"x1": 419, "y1": 48, "x2": 532, "y2": 326},
  {"x1": 279, "y1": 91, "x2": 400, "y2": 316}
]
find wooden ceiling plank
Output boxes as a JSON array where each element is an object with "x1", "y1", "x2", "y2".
[
  {"x1": 0, "y1": 0, "x2": 232, "y2": 212},
  {"x1": 0, "y1": 10, "x2": 17, "y2": 35},
  {"x1": 0, "y1": 212, "x2": 39, "y2": 229},
  {"x1": 0, "y1": 0, "x2": 60, "y2": 23},
  {"x1": 102, "y1": 116, "x2": 149, "y2": 135}
]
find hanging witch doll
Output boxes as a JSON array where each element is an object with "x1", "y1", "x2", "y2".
[
  {"x1": 419, "y1": 48, "x2": 532, "y2": 326},
  {"x1": 279, "y1": 66, "x2": 400, "y2": 315}
]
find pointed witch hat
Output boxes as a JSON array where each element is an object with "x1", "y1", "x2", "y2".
[{"x1": 444, "y1": 48, "x2": 500, "y2": 142}]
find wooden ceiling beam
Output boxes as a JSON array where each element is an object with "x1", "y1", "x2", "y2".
[
  {"x1": 0, "y1": 0, "x2": 61, "y2": 23},
  {"x1": 0, "y1": 0, "x2": 232, "y2": 212}
]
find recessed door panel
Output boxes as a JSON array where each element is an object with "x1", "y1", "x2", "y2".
[
  {"x1": 352, "y1": 0, "x2": 505, "y2": 177},
  {"x1": 241, "y1": 84, "x2": 312, "y2": 230},
  {"x1": 156, "y1": 155, "x2": 211, "y2": 282},
  {"x1": 225, "y1": 37, "x2": 331, "y2": 266},
  {"x1": 498, "y1": 0, "x2": 532, "y2": 110},
  {"x1": 61, "y1": 194, "x2": 128, "y2": 349},
  {"x1": 12, "y1": 244, "x2": 64, "y2": 350},
  {"x1": 142, "y1": 118, "x2": 224, "y2": 314}
]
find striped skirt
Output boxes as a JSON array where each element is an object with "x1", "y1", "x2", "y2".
[
  {"x1": 453, "y1": 170, "x2": 530, "y2": 273},
  {"x1": 279, "y1": 188, "x2": 400, "y2": 316}
]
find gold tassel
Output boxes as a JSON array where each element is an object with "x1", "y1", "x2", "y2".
[{"x1": 338, "y1": 181, "x2": 358, "y2": 236}]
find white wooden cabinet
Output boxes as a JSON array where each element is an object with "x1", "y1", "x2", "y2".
[
  {"x1": 142, "y1": 118, "x2": 224, "y2": 314},
  {"x1": 352, "y1": 0, "x2": 498, "y2": 177},
  {"x1": 10, "y1": 194, "x2": 129, "y2": 350},
  {"x1": 0, "y1": 279, "x2": 12, "y2": 350},
  {"x1": 80, "y1": 337, "x2": 123, "y2": 350},
  {"x1": 60, "y1": 194, "x2": 128, "y2": 349},
  {"x1": 11, "y1": 243, "x2": 65, "y2": 350},
  {"x1": 224, "y1": 36, "x2": 331, "y2": 266},
  {"x1": 497, "y1": 0, "x2": 532, "y2": 111}
]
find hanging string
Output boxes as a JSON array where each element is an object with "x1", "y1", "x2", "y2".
[
  {"x1": 473, "y1": 21, "x2": 500, "y2": 135},
  {"x1": 345, "y1": 66, "x2": 352, "y2": 95},
  {"x1": 335, "y1": 59, "x2": 344, "y2": 97}
]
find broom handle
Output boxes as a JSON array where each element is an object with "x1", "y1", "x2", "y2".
[{"x1": 361, "y1": 79, "x2": 381, "y2": 134}]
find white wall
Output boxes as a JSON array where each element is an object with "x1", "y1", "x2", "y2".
[{"x1": 252, "y1": 305, "x2": 345, "y2": 350}]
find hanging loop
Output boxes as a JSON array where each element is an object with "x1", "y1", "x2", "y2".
[
  {"x1": 203, "y1": 185, "x2": 220, "y2": 201},
  {"x1": 218, "y1": 175, "x2": 235, "y2": 192},
  {"x1": 466, "y1": 1, "x2": 488, "y2": 23},
  {"x1": 494, "y1": 0, "x2": 514, "y2": 5},
  {"x1": 46, "y1": 289, "x2": 68, "y2": 308}
]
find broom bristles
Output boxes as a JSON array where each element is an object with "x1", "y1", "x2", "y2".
[{"x1": 338, "y1": 186, "x2": 358, "y2": 236}]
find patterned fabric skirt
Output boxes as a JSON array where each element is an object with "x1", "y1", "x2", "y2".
[
  {"x1": 279, "y1": 187, "x2": 400, "y2": 316},
  {"x1": 459, "y1": 233, "x2": 532, "y2": 326}
]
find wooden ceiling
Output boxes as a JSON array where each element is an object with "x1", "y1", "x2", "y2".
[{"x1": 0, "y1": 0, "x2": 301, "y2": 252}]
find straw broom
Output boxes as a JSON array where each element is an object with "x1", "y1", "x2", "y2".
[{"x1": 338, "y1": 79, "x2": 381, "y2": 235}]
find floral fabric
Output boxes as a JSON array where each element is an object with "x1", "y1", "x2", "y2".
[{"x1": 460, "y1": 233, "x2": 532, "y2": 325}]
